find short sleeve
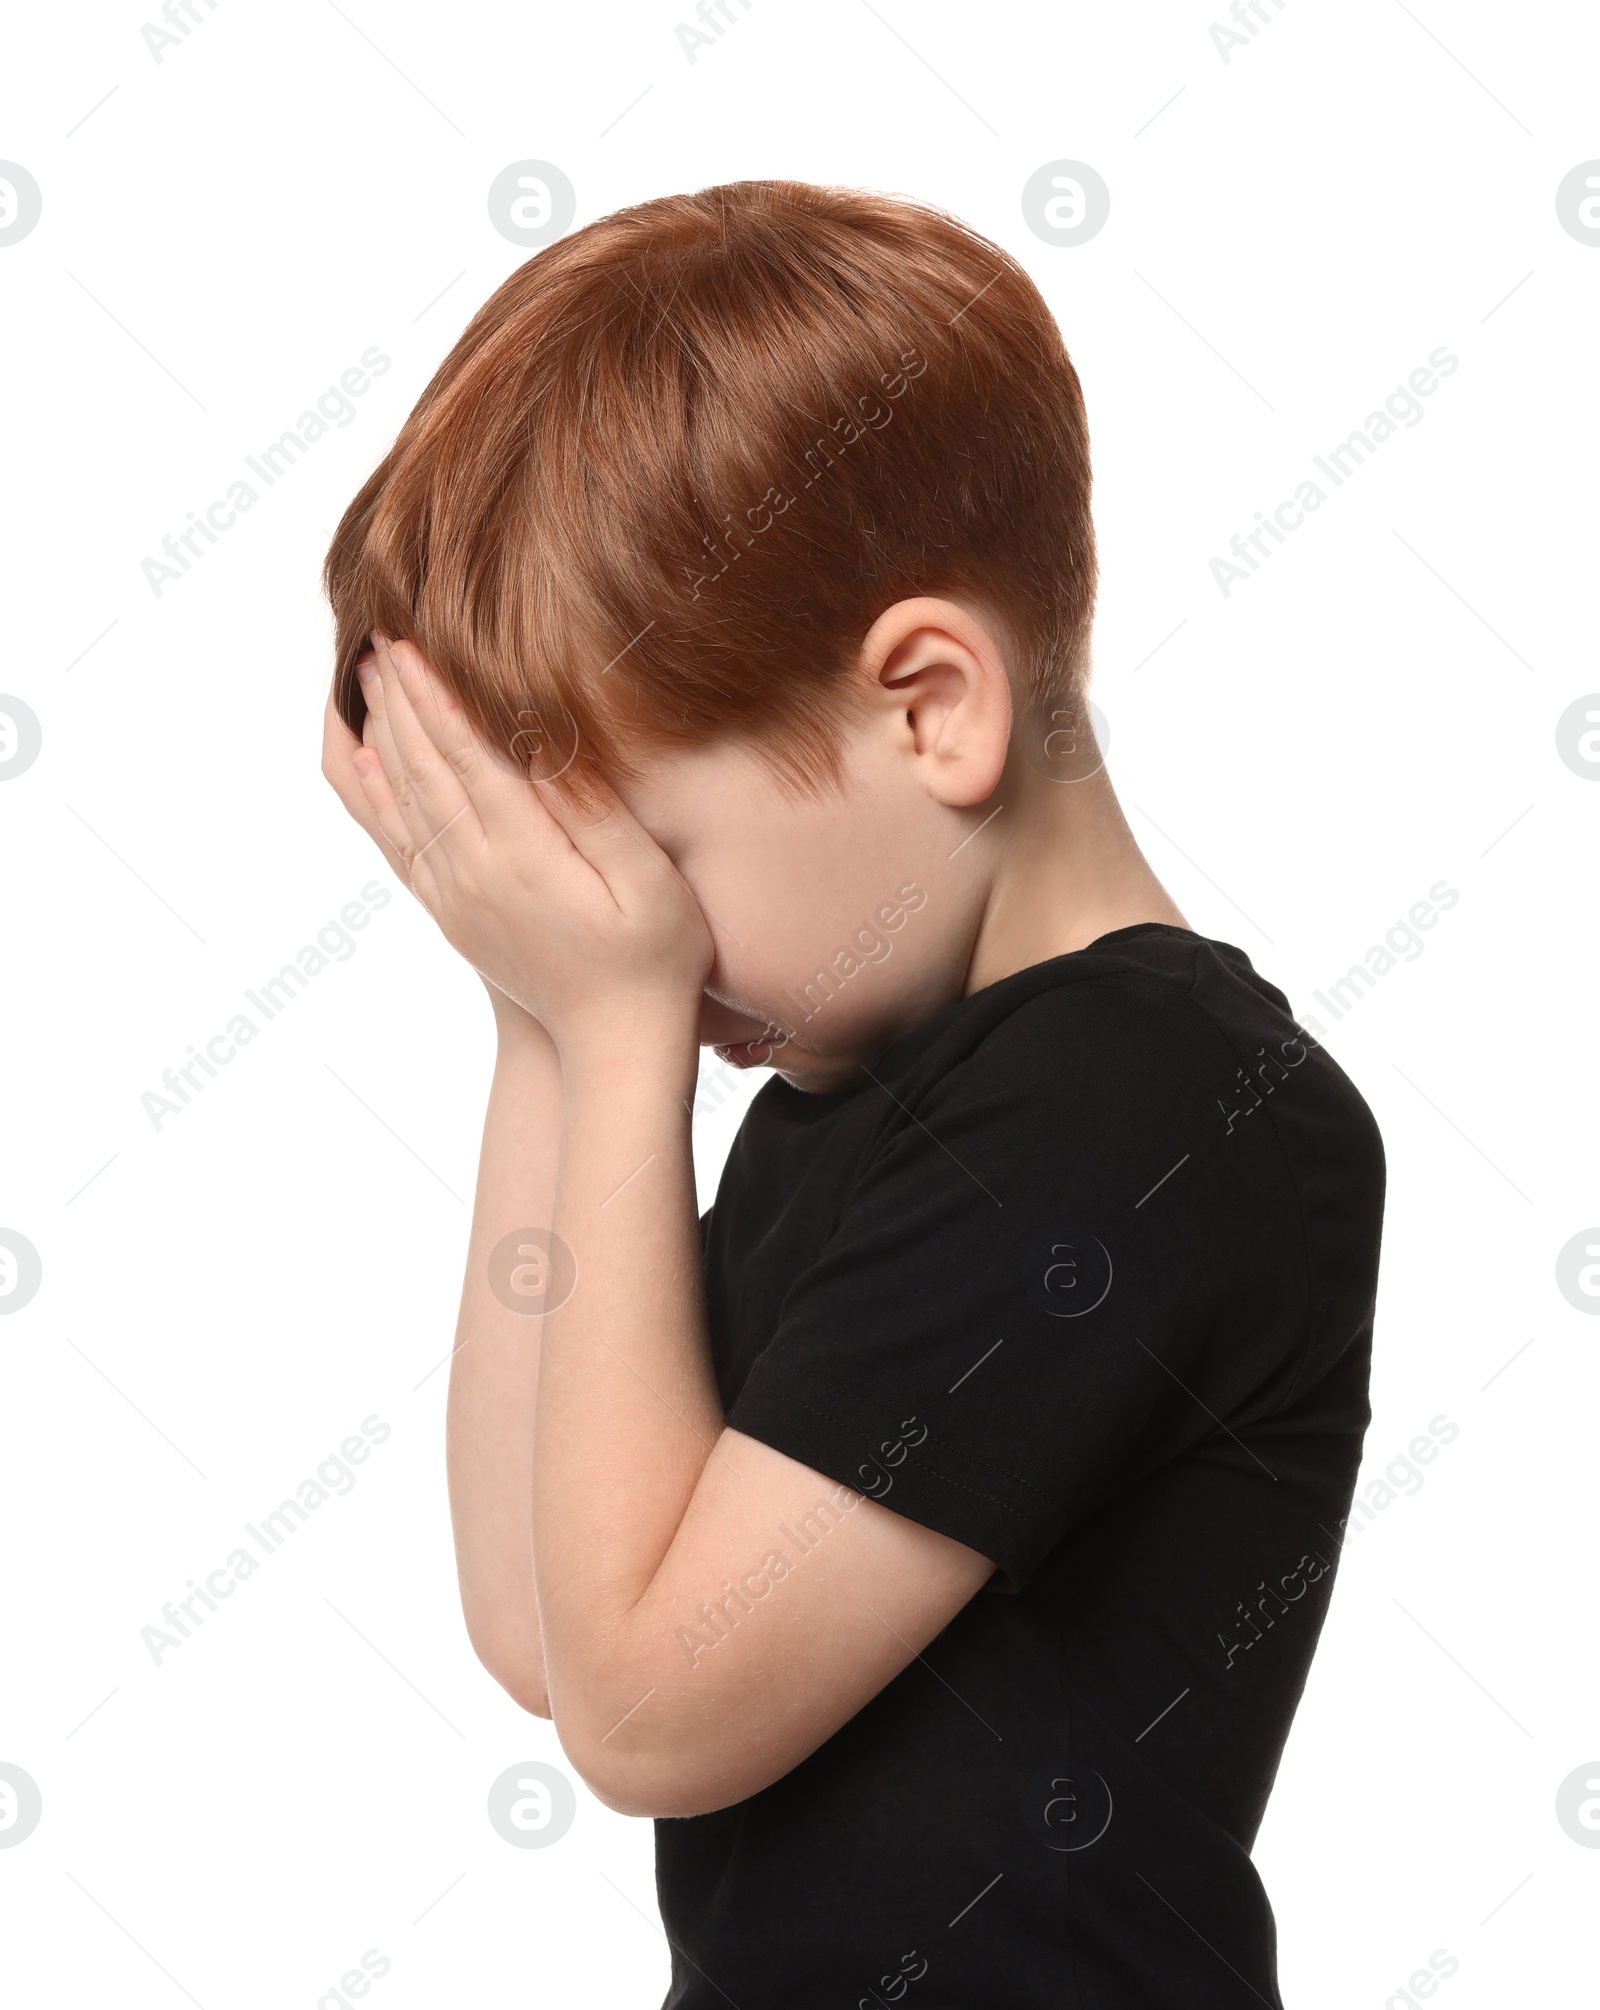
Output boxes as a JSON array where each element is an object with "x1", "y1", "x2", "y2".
[{"x1": 725, "y1": 977, "x2": 1309, "y2": 1590}]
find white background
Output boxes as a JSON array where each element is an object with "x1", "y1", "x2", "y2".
[{"x1": 2, "y1": 1, "x2": 1597, "y2": 2003}]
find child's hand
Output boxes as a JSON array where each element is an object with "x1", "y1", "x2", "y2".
[
  {"x1": 321, "y1": 672, "x2": 413, "y2": 885},
  {"x1": 323, "y1": 681, "x2": 552, "y2": 1047},
  {"x1": 342, "y1": 634, "x2": 714, "y2": 1057}
]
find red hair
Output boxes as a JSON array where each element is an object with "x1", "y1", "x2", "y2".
[{"x1": 324, "y1": 178, "x2": 1097, "y2": 792}]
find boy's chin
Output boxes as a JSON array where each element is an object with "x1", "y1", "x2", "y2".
[
  {"x1": 711, "y1": 1040, "x2": 781, "y2": 1071},
  {"x1": 710, "y1": 1039, "x2": 862, "y2": 1096},
  {"x1": 770, "y1": 1050, "x2": 867, "y2": 1096}
]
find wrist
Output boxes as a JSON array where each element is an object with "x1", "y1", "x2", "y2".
[
  {"x1": 557, "y1": 1008, "x2": 701, "y2": 1103},
  {"x1": 483, "y1": 978, "x2": 557, "y2": 1054}
]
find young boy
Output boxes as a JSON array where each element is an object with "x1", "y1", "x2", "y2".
[{"x1": 321, "y1": 180, "x2": 1385, "y2": 2007}]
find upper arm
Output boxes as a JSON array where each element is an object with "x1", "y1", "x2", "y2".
[{"x1": 557, "y1": 1427, "x2": 994, "y2": 1816}]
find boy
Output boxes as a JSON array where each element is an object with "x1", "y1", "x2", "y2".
[{"x1": 321, "y1": 180, "x2": 1384, "y2": 2006}]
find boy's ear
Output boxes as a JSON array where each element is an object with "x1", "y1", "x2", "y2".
[{"x1": 858, "y1": 597, "x2": 1012, "y2": 808}]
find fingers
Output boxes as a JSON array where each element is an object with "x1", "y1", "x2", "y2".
[
  {"x1": 356, "y1": 632, "x2": 660, "y2": 929},
  {"x1": 534, "y1": 770, "x2": 684, "y2": 911},
  {"x1": 352, "y1": 724, "x2": 428, "y2": 879},
  {"x1": 382, "y1": 639, "x2": 493, "y2": 780},
  {"x1": 321, "y1": 684, "x2": 368, "y2": 824},
  {"x1": 324, "y1": 678, "x2": 409, "y2": 872},
  {"x1": 360, "y1": 635, "x2": 486, "y2": 870},
  {"x1": 383, "y1": 636, "x2": 573, "y2": 846}
]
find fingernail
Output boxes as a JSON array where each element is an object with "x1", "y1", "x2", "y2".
[
  {"x1": 356, "y1": 655, "x2": 376, "y2": 685},
  {"x1": 370, "y1": 630, "x2": 390, "y2": 649}
]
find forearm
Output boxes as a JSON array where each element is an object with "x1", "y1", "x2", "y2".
[
  {"x1": 530, "y1": 1034, "x2": 993, "y2": 1820},
  {"x1": 534, "y1": 1021, "x2": 724, "y2": 1748},
  {"x1": 446, "y1": 992, "x2": 564, "y2": 1715}
]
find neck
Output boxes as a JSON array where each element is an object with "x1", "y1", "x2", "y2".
[{"x1": 962, "y1": 767, "x2": 1188, "y2": 996}]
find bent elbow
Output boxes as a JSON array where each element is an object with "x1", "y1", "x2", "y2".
[
  {"x1": 509, "y1": 1678, "x2": 553, "y2": 1720},
  {"x1": 560, "y1": 1723, "x2": 763, "y2": 1820},
  {"x1": 570, "y1": 1754, "x2": 711, "y2": 1821},
  {"x1": 470, "y1": 1638, "x2": 551, "y2": 1719}
]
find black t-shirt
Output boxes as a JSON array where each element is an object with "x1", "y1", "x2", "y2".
[{"x1": 655, "y1": 924, "x2": 1385, "y2": 2009}]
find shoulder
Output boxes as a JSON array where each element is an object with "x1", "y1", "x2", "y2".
[
  {"x1": 864, "y1": 931, "x2": 1380, "y2": 1246},
  {"x1": 896, "y1": 932, "x2": 1239, "y2": 1126},
  {"x1": 905, "y1": 929, "x2": 1369, "y2": 1139}
]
